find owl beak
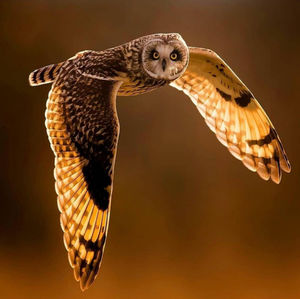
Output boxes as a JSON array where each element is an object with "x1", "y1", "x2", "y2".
[{"x1": 162, "y1": 59, "x2": 166, "y2": 72}]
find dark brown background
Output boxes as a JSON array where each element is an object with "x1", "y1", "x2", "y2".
[{"x1": 0, "y1": 1, "x2": 299, "y2": 298}]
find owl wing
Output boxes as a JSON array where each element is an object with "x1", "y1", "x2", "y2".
[
  {"x1": 170, "y1": 47, "x2": 291, "y2": 183},
  {"x1": 45, "y1": 60, "x2": 122, "y2": 290}
]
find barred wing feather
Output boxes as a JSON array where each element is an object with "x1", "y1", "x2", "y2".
[{"x1": 170, "y1": 47, "x2": 291, "y2": 183}]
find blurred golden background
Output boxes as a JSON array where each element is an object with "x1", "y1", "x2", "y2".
[{"x1": 1, "y1": 0, "x2": 299, "y2": 298}]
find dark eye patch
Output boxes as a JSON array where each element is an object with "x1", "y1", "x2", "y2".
[
  {"x1": 170, "y1": 50, "x2": 182, "y2": 61},
  {"x1": 150, "y1": 49, "x2": 159, "y2": 60}
]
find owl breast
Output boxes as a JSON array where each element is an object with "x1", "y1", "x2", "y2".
[{"x1": 117, "y1": 73, "x2": 167, "y2": 96}]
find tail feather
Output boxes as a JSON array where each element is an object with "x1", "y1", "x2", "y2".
[{"x1": 29, "y1": 62, "x2": 63, "y2": 86}]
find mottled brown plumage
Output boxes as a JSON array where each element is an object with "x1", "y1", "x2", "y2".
[
  {"x1": 46, "y1": 59, "x2": 121, "y2": 290},
  {"x1": 29, "y1": 33, "x2": 291, "y2": 291}
]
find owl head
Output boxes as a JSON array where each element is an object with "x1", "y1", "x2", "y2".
[{"x1": 141, "y1": 33, "x2": 189, "y2": 81}]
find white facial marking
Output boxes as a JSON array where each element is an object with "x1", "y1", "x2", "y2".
[{"x1": 156, "y1": 44, "x2": 174, "y2": 60}]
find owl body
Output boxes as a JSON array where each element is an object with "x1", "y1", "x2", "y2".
[{"x1": 29, "y1": 33, "x2": 291, "y2": 291}]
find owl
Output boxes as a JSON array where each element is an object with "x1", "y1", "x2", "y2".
[{"x1": 29, "y1": 33, "x2": 291, "y2": 290}]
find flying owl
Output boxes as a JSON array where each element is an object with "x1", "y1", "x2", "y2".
[{"x1": 29, "y1": 33, "x2": 291, "y2": 290}]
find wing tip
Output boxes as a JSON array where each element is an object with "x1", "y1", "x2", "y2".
[
  {"x1": 281, "y1": 159, "x2": 292, "y2": 174},
  {"x1": 75, "y1": 257, "x2": 101, "y2": 292}
]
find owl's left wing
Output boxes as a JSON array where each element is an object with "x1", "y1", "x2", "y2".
[
  {"x1": 46, "y1": 60, "x2": 122, "y2": 290},
  {"x1": 170, "y1": 47, "x2": 291, "y2": 183}
]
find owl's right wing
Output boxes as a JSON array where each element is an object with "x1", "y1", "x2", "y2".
[
  {"x1": 170, "y1": 47, "x2": 291, "y2": 183},
  {"x1": 45, "y1": 60, "x2": 122, "y2": 290}
]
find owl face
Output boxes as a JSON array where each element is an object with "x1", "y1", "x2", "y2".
[{"x1": 141, "y1": 37, "x2": 189, "y2": 81}]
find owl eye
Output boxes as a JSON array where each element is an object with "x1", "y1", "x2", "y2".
[
  {"x1": 151, "y1": 51, "x2": 160, "y2": 60},
  {"x1": 170, "y1": 51, "x2": 178, "y2": 61}
]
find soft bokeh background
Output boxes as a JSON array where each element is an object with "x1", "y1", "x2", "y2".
[{"x1": 0, "y1": 0, "x2": 299, "y2": 298}]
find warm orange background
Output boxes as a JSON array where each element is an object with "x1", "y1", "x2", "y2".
[{"x1": 1, "y1": 1, "x2": 299, "y2": 298}]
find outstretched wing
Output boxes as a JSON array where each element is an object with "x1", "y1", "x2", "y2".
[
  {"x1": 170, "y1": 47, "x2": 291, "y2": 183},
  {"x1": 46, "y1": 60, "x2": 122, "y2": 290}
]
